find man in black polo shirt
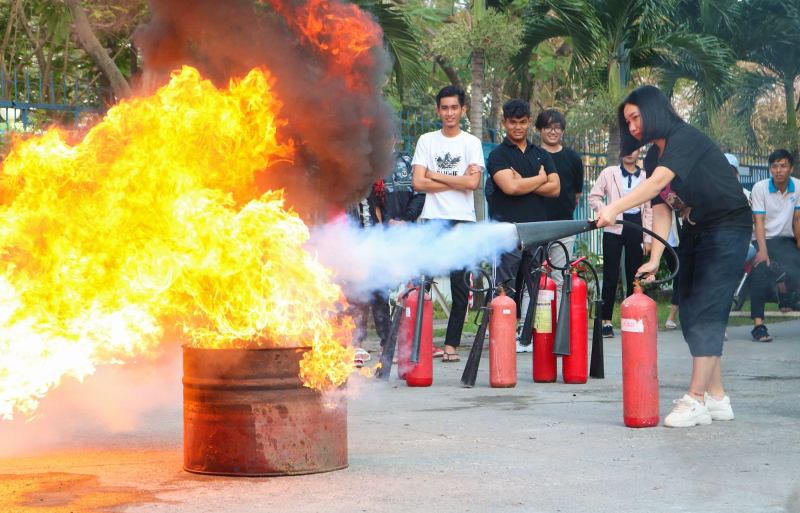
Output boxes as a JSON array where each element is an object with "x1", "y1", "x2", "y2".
[
  {"x1": 536, "y1": 109, "x2": 584, "y2": 309},
  {"x1": 486, "y1": 99, "x2": 560, "y2": 352}
]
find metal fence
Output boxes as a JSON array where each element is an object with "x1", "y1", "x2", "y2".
[
  {"x1": 398, "y1": 109, "x2": 771, "y2": 259},
  {"x1": 0, "y1": 68, "x2": 108, "y2": 132}
]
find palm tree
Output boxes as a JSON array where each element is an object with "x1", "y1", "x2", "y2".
[
  {"x1": 353, "y1": 0, "x2": 428, "y2": 98},
  {"x1": 511, "y1": 0, "x2": 734, "y2": 161}
]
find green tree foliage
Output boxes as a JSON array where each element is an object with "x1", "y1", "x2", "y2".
[{"x1": 511, "y1": 0, "x2": 733, "y2": 161}]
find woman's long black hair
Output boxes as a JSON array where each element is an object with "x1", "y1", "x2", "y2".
[{"x1": 618, "y1": 86, "x2": 684, "y2": 155}]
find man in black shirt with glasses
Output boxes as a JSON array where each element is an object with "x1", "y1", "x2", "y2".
[{"x1": 486, "y1": 99, "x2": 561, "y2": 352}]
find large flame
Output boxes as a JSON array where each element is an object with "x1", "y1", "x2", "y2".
[
  {"x1": 0, "y1": 66, "x2": 356, "y2": 420},
  {"x1": 261, "y1": 0, "x2": 382, "y2": 90}
]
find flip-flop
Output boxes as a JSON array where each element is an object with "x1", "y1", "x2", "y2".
[{"x1": 442, "y1": 352, "x2": 460, "y2": 362}]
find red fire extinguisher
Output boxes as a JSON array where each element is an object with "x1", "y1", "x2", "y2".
[
  {"x1": 489, "y1": 288, "x2": 517, "y2": 388},
  {"x1": 397, "y1": 284, "x2": 415, "y2": 379},
  {"x1": 533, "y1": 271, "x2": 558, "y2": 383},
  {"x1": 404, "y1": 284, "x2": 433, "y2": 387},
  {"x1": 620, "y1": 281, "x2": 659, "y2": 427},
  {"x1": 562, "y1": 264, "x2": 589, "y2": 384}
]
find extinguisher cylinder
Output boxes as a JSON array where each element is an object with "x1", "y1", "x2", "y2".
[
  {"x1": 620, "y1": 286, "x2": 660, "y2": 427},
  {"x1": 406, "y1": 290, "x2": 434, "y2": 387},
  {"x1": 562, "y1": 272, "x2": 589, "y2": 384},
  {"x1": 489, "y1": 291, "x2": 517, "y2": 388},
  {"x1": 533, "y1": 274, "x2": 558, "y2": 383}
]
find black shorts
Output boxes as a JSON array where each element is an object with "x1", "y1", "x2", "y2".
[{"x1": 678, "y1": 229, "x2": 750, "y2": 357}]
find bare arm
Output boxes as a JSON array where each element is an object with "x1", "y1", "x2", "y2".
[
  {"x1": 536, "y1": 173, "x2": 561, "y2": 197},
  {"x1": 753, "y1": 213, "x2": 769, "y2": 267},
  {"x1": 595, "y1": 166, "x2": 675, "y2": 227},
  {"x1": 426, "y1": 164, "x2": 482, "y2": 191},
  {"x1": 412, "y1": 164, "x2": 453, "y2": 193},
  {"x1": 637, "y1": 203, "x2": 672, "y2": 278},
  {"x1": 794, "y1": 210, "x2": 800, "y2": 249},
  {"x1": 492, "y1": 165, "x2": 559, "y2": 196}
]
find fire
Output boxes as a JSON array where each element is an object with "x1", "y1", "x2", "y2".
[
  {"x1": 262, "y1": 0, "x2": 382, "y2": 89},
  {"x1": 0, "y1": 66, "x2": 356, "y2": 420}
]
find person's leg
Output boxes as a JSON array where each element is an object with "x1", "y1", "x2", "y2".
[
  {"x1": 706, "y1": 356, "x2": 724, "y2": 398},
  {"x1": 668, "y1": 230, "x2": 749, "y2": 427},
  {"x1": 664, "y1": 246, "x2": 680, "y2": 325},
  {"x1": 622, "y1": 223, "x2": 644, "y2": 298},
  {"x1": 749, "y1": 240, "x2": 770, "y2": 336},
  {"x1": 445, "y1": 265, "x2": 470, "y2": 356},
  {"x1": 370, "y1": 290, "x2": 391, "y2": 348},
  {"x1": 601, "y1": 232, "x2": 623, "y2": 323}
]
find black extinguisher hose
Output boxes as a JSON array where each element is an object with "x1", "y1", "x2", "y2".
[{"x1": 613, "y1": 219, "x2": 679, "y2": 285}]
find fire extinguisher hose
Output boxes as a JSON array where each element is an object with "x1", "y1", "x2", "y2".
[{"x1": 614, "y1": 219, "x2": 679, "y2": 286}]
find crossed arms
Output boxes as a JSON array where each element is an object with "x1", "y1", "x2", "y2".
[
  {"x1": 491, "y1": 166, "x2": 560, "y2": 197},
  {"x1": 412, "y1": 163, "x2": 483, "y2": 193}
]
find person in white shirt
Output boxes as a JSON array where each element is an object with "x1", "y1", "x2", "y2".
[
  {"x1": 748, "y1": 149, "x2": 800, "y2": 342},
  {"x1": 411, "y1": 86, "x2": 484, "y2": 362}
]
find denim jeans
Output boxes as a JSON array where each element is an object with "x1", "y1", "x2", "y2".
[
  {"x1": 750, "y1": 237, "x2": 800, "y2": 319},
  {"x1": 678, "y1": 229, "x2": 751, "y2": 356}
]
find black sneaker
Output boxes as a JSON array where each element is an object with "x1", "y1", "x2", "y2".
[{"x1": 602, "y1": 324, "x2": 614, "y2": 338}]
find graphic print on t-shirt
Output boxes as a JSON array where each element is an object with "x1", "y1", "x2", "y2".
[{"x1": 434, "y1": 152, "x2": 462, "y2": 176}]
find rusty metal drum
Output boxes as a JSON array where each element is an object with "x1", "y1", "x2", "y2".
[{"x1": 183, "y1": 345, "x2": 348, "y2": 476}]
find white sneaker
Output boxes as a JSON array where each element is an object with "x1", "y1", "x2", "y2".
[
  {"x1": 663, "y1": 395, "x2": 712, "y2": 427},
  {"x1": 516, "y1": 339, "x2": 532, "y2": 353},
  {"x1": 704, "y1": 393, "x2": 734, "y2": 421}
]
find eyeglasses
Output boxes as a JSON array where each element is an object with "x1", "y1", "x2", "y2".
[{"x1": 542, "y1": 125, "x2": 564, "y2": 134}]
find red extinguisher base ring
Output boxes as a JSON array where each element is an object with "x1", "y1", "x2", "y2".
[{"x1": 624, "y1": 416, "x2": 659, "y2": 428}]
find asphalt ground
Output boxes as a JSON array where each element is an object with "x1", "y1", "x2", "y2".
[{"x1": 1, "y1": 320, "x2": 798, "y2": 513}]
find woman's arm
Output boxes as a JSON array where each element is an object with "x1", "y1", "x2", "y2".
[
  {"x1": 595, "y1": 166, "x2": 675, "y2": 227},
  {"x1": 637, "y1": 203, "x2": 672, "y2": 278}
]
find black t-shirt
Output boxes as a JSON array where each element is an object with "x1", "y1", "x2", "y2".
[
  {"x1": 486, "y1": 137, "x2": 558, "y2": 223},
  {"x1": 644, "y1": 122, "x2": 751, "y2": 233},
  {"x1": 544, "y1": 146, "x2": 584, "y2": 221}
]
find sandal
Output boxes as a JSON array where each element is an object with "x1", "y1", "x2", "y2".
[
  {"x1": 432, "y1": 346, "x2": 444, "y2": 358},
  {"x1": 751, "y1": 324, "x2": 773, "y2": 343},
  {"x1": 664, "y1": 320, "x2": 677, "y2": 330},
  {"x1": 442, "y1": 351, "x2": 460, "y2": 362}
]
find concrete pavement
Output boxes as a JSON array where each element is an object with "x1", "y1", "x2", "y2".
[{"x1": 1, "y1": 320, "x2": 799, "y2": 512}]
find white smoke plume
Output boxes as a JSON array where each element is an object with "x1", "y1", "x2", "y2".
[{"x1": 307, "y1": 221, "x2": 520, "y2": 299}]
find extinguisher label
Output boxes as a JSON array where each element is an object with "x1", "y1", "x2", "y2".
[
  {"x1": 406, "y1": 307, "x2": 411, "y2": 318},
  {"x1": 503, "y1": 309, "x2": 512, "y2": 314},
  {"x1": 534, "y1": 301, "x2": 552, "y2": 333},
  {"x1": 538, "y1": 290, "x2": 555, "y2": 301},
  {"x1": 621, "y1": 318, "x2": 644, "y2": 333}
]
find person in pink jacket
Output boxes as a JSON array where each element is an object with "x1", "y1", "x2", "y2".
[{"x1": 588, "y1": 149, "x2": 653, "y2": 337}]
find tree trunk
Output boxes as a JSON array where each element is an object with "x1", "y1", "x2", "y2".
[
  {"x1": 785, "y1": 78, "x2": 799, "y2": 161},
  {"x1": 607, "y1": 121, "x2": 620, "y2": 167},
  {"x1": 471, "y1": 49, "x2": 485, "y2": 222},
  {"x1": 65, "y1": 0, "x2": 131, "y2": 100},
  {"x1": 0, "y1": 0, "x2": 21, "y2": 92},
  {"x1": 487, "y1": 77, "x2": 504, "y2": 143}
]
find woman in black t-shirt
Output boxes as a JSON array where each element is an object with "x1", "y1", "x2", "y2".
[{"x1": 595, "y1": 86, "x2": 751, "y2": 428}]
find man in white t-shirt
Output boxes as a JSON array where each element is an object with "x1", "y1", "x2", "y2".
[
  {"x1": 749, "y1": 149, "x2": 800, "y2": 342},
  {"x1": 411, "y1": 85, "x2": 485, "y2": 362}
]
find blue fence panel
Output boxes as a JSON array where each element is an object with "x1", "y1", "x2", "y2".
[{"x1": 0, "y1": 67, "x2": 109, "y2": 133}]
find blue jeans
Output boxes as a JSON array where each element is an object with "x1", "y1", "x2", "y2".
[{"x1": 678, "y1": 229, "x2": 750, "y2": 356}]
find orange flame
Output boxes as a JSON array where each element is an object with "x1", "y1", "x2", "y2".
[
  {"x1": 0, "y1": 66, "x2": 356, "y2": 420},
  {"x1": 262, "y1": 0, "x2": 382, "y2": 89}
]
